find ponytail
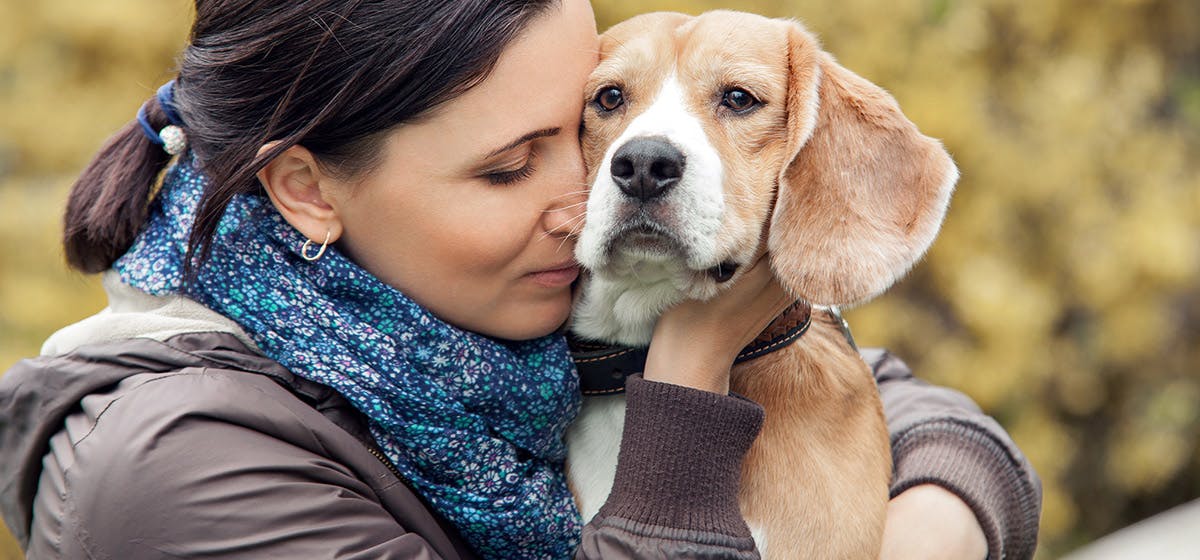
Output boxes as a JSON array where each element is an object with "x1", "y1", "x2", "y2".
[{"x1": 63, "y1": 95, "x2": 174, "y2": 273}]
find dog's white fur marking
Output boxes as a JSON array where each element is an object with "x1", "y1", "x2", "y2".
[
  {"x1": 567, "y1": 396, "x2": 626, "y2": 523},
  {"x1": 749, "y1": 523, "x2": 768, "y2": 558},
  {"x1": 574, "y1": 74, "x2": 728, "y2": 346}
]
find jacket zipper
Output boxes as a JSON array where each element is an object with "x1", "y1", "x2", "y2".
[{"x1": 365, "y1": 443, "x2": 407, "y2": 481}]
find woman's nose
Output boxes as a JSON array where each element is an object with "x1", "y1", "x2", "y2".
[
  {"x1": 541, "y1": 189, "x2": 587, "y2": 240},
  {"x1": 540, "y1": 139, "x2": 589, "y2": 239}
]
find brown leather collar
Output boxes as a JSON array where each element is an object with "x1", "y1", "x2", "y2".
[{"x1": 569, "y1": 300, "x2": 818, "y2": 396}]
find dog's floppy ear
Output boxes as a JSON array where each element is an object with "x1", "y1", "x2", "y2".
[{"x1": 767, "y1": 21, "x2": 958, "y2": 307}]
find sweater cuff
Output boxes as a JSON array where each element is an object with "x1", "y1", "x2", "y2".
[
  {"x1": 596, "y1": 374, "x2": 765, "y2": 538},
  {"x1": 891, "y1": 418, "x2": 1041, "y2": 560}
]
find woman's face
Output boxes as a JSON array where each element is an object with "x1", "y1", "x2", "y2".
[{"x1": 327, "y1": 0, "x2": 598, "y2": 340}]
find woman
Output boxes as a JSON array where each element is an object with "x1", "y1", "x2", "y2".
[{"x1": 0, "y1": 0, "x2": 1040, "y2": 558}]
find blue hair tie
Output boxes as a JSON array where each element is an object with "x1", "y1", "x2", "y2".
[
  {"x1": 157, "y1": 80, "x2": 185, "y2": 127},
  {"x1": 136, "y1": 103, "x2": 163, "y2": 146},
  {"x1": 137, "y1": 80, "x2": 187, "y2": 154}
]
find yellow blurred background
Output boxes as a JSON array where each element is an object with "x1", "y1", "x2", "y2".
[{"x1": 1, "y1": 0, "x2": 1197, "y2": 558}]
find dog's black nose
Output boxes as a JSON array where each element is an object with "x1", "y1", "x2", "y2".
[{"x1": 610, "y1": 137, "x2": 685, "y2": 202}]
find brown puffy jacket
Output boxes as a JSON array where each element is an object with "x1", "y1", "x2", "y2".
[{"x1": 0, "y1": 274, "x2": 1040, "y2": 558}]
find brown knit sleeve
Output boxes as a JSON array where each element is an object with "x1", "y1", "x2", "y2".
[
  {"x1": 576, "y1": 374, "x2": 763, "y2": 559},
  {"x1": 863, "y1": 348, "x2": 1043, "y2": 560}
]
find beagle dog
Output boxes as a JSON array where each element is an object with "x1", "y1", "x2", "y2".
[{"x1": 566, "y1": 10, "x2": 957, "y2": 559}]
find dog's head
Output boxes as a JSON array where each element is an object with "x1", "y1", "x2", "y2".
[{"x1": 573, "y1": 11, "x2": 956, "y2": 343}]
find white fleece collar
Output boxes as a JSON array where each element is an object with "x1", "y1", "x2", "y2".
[{"x1": 42, "y1": 271, "x2": 259, "y2": 356}]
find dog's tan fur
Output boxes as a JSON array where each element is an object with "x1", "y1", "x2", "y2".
[
  {"x1": 732, "y1": 314, "x2": 891, "y2": 558},
  {"x1": 575, "y1": 10, "x2": 956, "y2": 558}
]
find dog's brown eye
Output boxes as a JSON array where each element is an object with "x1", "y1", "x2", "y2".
[
  {"x1": 595, "y1": 87, "x2": 624, "y2": 112},
  {"x1": 722, "y1": 89, "x2": 758, "y2": 113}
]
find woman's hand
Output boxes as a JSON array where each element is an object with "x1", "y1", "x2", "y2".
[
  {"x1": 879, "y1": 484, "x2": 988, "y2": 560},
  {"x1": 643, "y1": 253, "x2": 792, "y2": 394}
]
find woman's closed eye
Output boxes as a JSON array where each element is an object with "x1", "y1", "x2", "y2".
[{"x1": 485, "y1": 154, "x2": 538, "y2": 185}]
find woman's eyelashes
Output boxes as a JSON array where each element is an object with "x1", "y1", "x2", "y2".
[{"x1": 485, "y1": 156, "x2": 537, "y2": 185}]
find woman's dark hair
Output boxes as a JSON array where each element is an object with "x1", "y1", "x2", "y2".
[{"x1": 64, "y1": 0, "x2": 560, "y2": 273}]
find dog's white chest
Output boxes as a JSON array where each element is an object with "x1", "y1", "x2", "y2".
[{"x1": 565, "y1": 395, "x2": 626, "y2": 522}]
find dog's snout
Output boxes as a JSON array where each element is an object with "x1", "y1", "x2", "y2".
[{"x1": 610, "y1": 137, "x2": 686, "y2": 202}]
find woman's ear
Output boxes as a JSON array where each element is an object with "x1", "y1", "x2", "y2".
[{"x1": 256, "y1": 143, "x2": 345, "y2": 246}]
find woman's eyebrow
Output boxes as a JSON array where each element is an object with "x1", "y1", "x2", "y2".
[{"x1": 483, "y1": 127, "x2": 561, "y2": 159}]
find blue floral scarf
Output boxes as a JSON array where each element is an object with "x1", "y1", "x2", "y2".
[{"x1": 115, "y1": 155, "x2": 583, "y2": 558}]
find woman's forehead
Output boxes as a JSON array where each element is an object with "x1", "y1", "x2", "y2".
[{"x1": 395, "y1": 0, "x2": 598, "y2": 157}]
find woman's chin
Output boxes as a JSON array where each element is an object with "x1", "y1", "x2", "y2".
[{"x1": 486, "y1": 295, "x2": 574, "y2": 341}]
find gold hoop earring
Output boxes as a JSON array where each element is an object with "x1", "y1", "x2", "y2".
[{"x1": 301, "y1": 230, "x2": 332, "y2": 262}]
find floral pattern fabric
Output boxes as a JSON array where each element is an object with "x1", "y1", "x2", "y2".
[{"x1": 115, "y1": 154, "x2": 583, "y2": 558}]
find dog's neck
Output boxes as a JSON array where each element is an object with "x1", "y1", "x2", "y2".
[
  {"x1": 571, "y1": 254, "x2": 722, "y2": 346},
  {"x1": 570, "y1": 275, "x2": 680, "y2": 347}
]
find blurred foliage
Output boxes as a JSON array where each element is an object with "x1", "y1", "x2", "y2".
[
  {"x1": 1, "y1": 1, "x2": 1197, "y2": 558},
  {"x1": 0, "y1": 2, "x2": 193, "y2": 557}
]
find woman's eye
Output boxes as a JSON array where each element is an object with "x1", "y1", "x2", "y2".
[
  {"x1": 721, "y1": 88, "x2": 758, "y2": 113},
  {"x1": 594, "y1": 87, "x2": 624, "y2": 112},
  {"x1": 486, "y1": 160, "x2": 537, "y2": 186}
]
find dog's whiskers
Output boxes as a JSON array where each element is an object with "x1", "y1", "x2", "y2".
[
  {"x1": 557, "y1": 213, "x2": 588, "y2": 252},
  {"x1": 543, "y1": 213, "x2": 587, "y2": 253},
  {"x1": 560, "y1": 220, "x2": 589, "y2": 252},
  {"x1": 539, "y1": 211, "x2": 587, "y2": 244},
  {"x1": 549, "y1": 188, "x2": 591, "y2": 202},
  {"x1": 567, "y1": 214, "x2": 587, "y2": 236},
  {"x1": 545, "y1": 200, "x2": 589, "y2": 213}
]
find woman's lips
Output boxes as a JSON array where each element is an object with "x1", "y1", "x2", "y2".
[{"x1": 527, "y1": 263, "x2": 580, "y2": 288}]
